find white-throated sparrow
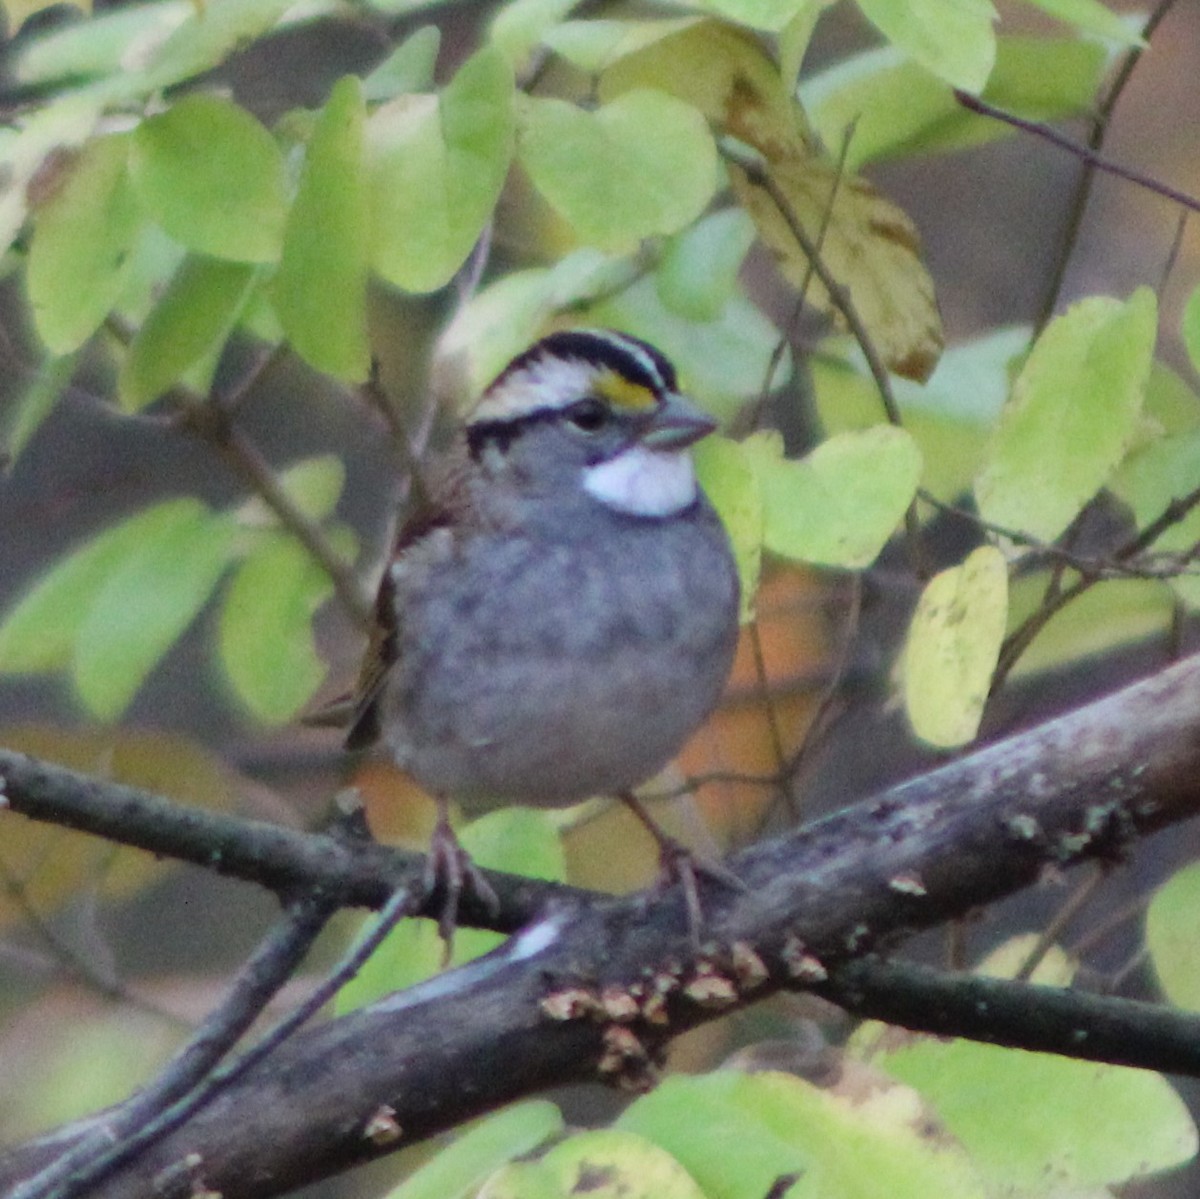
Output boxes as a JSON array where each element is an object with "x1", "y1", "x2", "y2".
[{"x1": 349, "y1": 329, "x2": 740, "y2": 931}]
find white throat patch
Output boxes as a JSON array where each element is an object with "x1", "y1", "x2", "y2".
[{"x1": 583, "y1": 445, "x2": 698, "y2": 516}]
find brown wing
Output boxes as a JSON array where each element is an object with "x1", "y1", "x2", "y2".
[{"x1": 344, "y1": 448, "x2": 477, "y2": 751}]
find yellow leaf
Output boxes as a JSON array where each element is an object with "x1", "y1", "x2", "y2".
[{"x1": 903, "y1": 545, "x2": 1008, "y2": 747}]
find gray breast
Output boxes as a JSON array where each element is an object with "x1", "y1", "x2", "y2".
[{"x1": 381, "y1": 500, "x2": 739, "y2": 808}]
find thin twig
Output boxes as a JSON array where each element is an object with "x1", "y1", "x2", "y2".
[
  {"x1": 918, "y1": 488, "x2": 1200, "y2": 581},
  {"x1": 43, "y1": 885, "x2": 420, "y2": 1199},
  {"x1": 752, "y1": 121, "x2": 858, "y2": 427},
  {"x1": 820, "y1": 954, "x2": 1200, "y2": 1076},
  {"x1": 1070, "y1": 893, "x2": 1152, "y2": 959},
  {"x1": 1014, "y1": 868, "x2": 1104, "y2": 983},
  {"x1": 103, "y1": 318, "x2": 372, "y2": 630},
  {"x1": 360, "y1": 361, "x2": 434, "y2": 510},
  {"x1": 749, "y1": 621, "x2": 789, "y2": 780},
  {"x1": 776, "y1": 573, "x2": 863, "y2": 821},
  {"x1": 177, "y1": 401, "x2": 373, "y2": 630},
  {"x1": 718, "y1": 138, "x2": 928, "y2": 576},
  {"x1": 1029, "y1": 0, "x2": 1180, "y2": 331},
  {"x1": 0, "y1": 855, "x2": 187, "y2": 1028},
  {"x1": 992, "y1": 481, "x2": 1200, "y2": 691},
  {"x1": 718, "y1": 140, "x2": 904, "y2": 428},
  {"x1": 11, "y1": 894, "x2": 336, "y2": 1199}
]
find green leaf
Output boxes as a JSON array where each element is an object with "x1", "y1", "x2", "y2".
[
  {"x1": 1146, "y1": 862, "x2": 1200, "y2": 1012},
  {"x1": 1005, "y1": 572, "x2": 1174, "y2": 678},
  {"x1": 529, "y1": 1130, "x2": 705, "y2": 1199},
  {"x1": 699, "y1": 0, "x2": 818, "y2": 33},
  {"x1": 129, "y1": 95, "x2": 287, "y2": 263},
  {"x1": 779, "y1": 0, "x2": 835, "y2": 87},
  {"x1": 12, "y1": 2, "x2": 190, "y2": 89},
  {"x1": 385, "y1": 1102, "x2": 564, "y2": 1199},
  {"x1": 438, "y1": 248, "x2": 636, "y2": 402},
  {"x1": 811, "y1": 326, "x2": 1027, "y2": 504},
  {"x1": 141, "y1": 0, "x2": 296, "y2": 93},
  {"x1": 1182, "y1": 283, "x2": 1200, "y2": 379},
  {"x1": 542, "y1": 17, "x2": 700, "y2": 74},
  {"x1": 598, "y1": 19, "x2": 943, "y2": 382},
  {"x1": 368, "y1": 47, "x2": 515, "y2": 293},
  {"x1": 73, "y1": 501, "x2": 236, "y2": 720},
  {"x1": 903, "y1": 545, "x2": 1007, "y2": 747},
  {"x1": 3, "y1": 353, "x2": 75, "y2": 464},
  {"x1": 975, "y1": 288, "x2": 1158, "y2": 542},
  {"x1": 0, "y1": 502, "x2": 192, "y2": 673},
  {"x1": 873, "y1": 1034, "x2": 1196, "y2": 1190},
  {"x1": 27, "y1": 134, "x2": 145, "y2": 354},
  {"x1": 743, "y1": 426, "x2": 921, "y2": 568},
  {"x1": 491, "y1": 0, "x2": 582, "y2": 69},
  {"x1": 619, "y1": 1072, "x2": 986, "y2": 1199},
  {"x1": 219, "y1": 532, "x2": 338, "y2": 723},
  {"x1": 518, "y1": 90, "x2": 717, "y2": 252},
  {"x1": 1111, "y1": 429, "x2": 1200, "y2": 609},
  {"x1": 111, "y1": 223, "x2": 188, "y2": 328},
  {"x1": 362, "y1": 25, "x2": 442, "y2": 101},
  {"x1": 119, "y1": 256, "x2": 257, "y2": 411},
  {"x1": 618, "y1": 1075, "x2": 810, "y2": 1198},
  {"x1": 276, "y1": 455, "x2": 347, "y2": 522},
  {"x1": 1021, "y1": 0, "x2": 1141, "y2": 43},
  {"x1": 1142, "y1": 360, "x2": 1200, "y2": 438},
  {"x1": 476, "y1": 1161, "x2": 567, "y2": 1199},
  {"x1": 804, "y1": 36, "x2": 1108, "y2": 170},
  {"x1": 273, "y1": 76, "x2": 370, "y2": 382},
  {"x1": 693, "y1": 436, "x2": 763, "y2": 622},
  {"x1": 460, "y1": 807, "x2": 567, "y2": 883},
  {"x1": 855, "y1": 0, "x2": 997, "y2": 93},
  {"x1": 656, "y1": 208, "x2": 756, "y2": 323}
]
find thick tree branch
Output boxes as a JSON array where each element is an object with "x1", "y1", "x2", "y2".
[
  {"x1": 2, "y1": 654, "x2": 1200, "y2": 1196},
  {"x1": 818, "y1": 957, "x2": 1200, "y2": 1076},
  {"x1": 0, "y1": 754, "x2": 565, "y2": 932}
]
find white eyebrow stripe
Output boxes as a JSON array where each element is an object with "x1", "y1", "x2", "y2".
[
  {"x1": 584, "y1": 329, "x2": 668, "y2": 392},
  {"x1": 469, "y1": 356, "x2": 597, "y2": 423}
]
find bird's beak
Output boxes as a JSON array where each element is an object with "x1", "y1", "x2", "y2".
[{"x1": 640, "y1": 392, "x2": 718, "y2": 450}]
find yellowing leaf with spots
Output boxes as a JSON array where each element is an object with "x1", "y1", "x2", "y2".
[
  {"x1": 600, "y1": 20, "x2": 943, "y2": 381},
  {"x1": 903, "y1": 545, "x2": 1007, "y2": 748}
]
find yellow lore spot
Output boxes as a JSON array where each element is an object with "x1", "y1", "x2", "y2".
[{"x1": 595, "y1": 371, "x2": 658, "y2": 412}]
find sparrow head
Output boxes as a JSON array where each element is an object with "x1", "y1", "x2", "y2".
[{"x1": 465, "y1": 330, "x2": 716, "y2": 517}]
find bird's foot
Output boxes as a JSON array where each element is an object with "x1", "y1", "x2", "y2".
[
  {"x1": 619, "y1": 792, "x2": 746, "y2": 945},
  {"x1": 425, "y1": 806, "x2": 500, "y2": 957}
]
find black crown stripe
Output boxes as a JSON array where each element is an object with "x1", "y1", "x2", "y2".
[{"x1": 487, "y1": 329, "x2": 677, "y2": 397}]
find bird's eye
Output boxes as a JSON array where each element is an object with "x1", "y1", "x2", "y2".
[{"x1": 565, "y1": 398, "x2": 609, "y2": 432}]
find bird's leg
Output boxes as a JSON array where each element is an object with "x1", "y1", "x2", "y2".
[
  {"x1": 425, "y1": 796, "x2": 500, "y2": 954},
  {"x1": 618, "y1": 790, "x2": 745, "y2": 943}
]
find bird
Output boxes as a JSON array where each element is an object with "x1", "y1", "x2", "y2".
[{"x1": 347, "y1": 328, "x2": 741, "y2": 937}]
